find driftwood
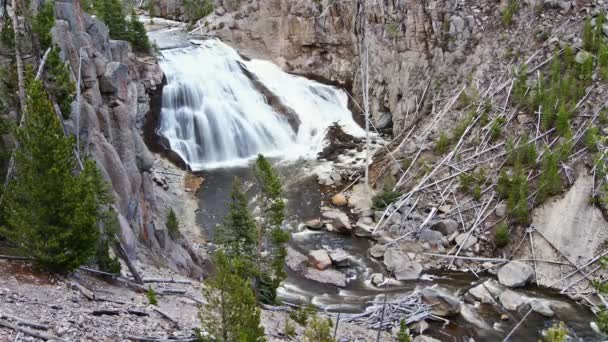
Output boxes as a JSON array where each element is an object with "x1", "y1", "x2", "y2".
[
  {"x1": 152, "y1": 307, "x2": 180, "y2": 329},
  {"x1": 126, "y1": 336, "x2": 196, "y2": 342},
  {"x1": 91, "y1": 309, "x2": 121, "y2": 316},
  {"x1": 70, "y1": 281, "x2": 95, "y2": 300},
  {"x1": 342, "y1": 292, "x2": 432, "y2": 330},
  {"x1": 142, "y1": 278, "x2": 191, "y2": 285},
  {"x1": 0, "y1": 312, "x2": 49, "y2": 330},
  {"x1": 0, "y1": 319, "x2": 63, "y2": 341}
]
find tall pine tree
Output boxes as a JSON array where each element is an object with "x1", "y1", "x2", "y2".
[
  {"x1": 253, "y1": 154, "x2": 289, "y2": 304},
  {"x1": 197, "y1": 251, "x2": 266, "y2": 342},
  {"x1": 219, "y1": 177, "x2": 258, "y2": 259},
  {"x1": 0, "y1": 74, "x2": 110, "y2": 273}
]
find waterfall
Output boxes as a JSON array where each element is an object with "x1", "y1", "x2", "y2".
[{"x1": 158, "y1": 40, "x2": 363, "y2": 170}]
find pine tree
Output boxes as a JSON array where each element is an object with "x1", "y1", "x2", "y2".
[
  {"x1": 166, "y1": 208, "x2": 180, "y2": 240},
  {"x1": 512, "y1": 64, "x2": 529, "y2": 107},
  {"x1": 32, "y1": 0, "x2": 55, "y2": 51},
  {"x1": 45, "y1": 48, "x2": 76, "y2": 118},
  {"x1": 0, "y1": 76, "x2": 110, "y2": 273},
  {"x1": 253, "y1": 154, "x2": 289, "y2": 304},
  {"x1": 96, "y1": 209, "x2": 121, "y2": 273},
  {"x1": 219, "y1": 178, "x2": 258, "y2": 259},
  {"x1": 147, "y1": 286, "x2": 158, "y2": 305},
  {"x1": 536, "y1": 151, "x2": 561, "y2": 204},
  {"x1": 507, "y1": 166, "x2": 529, "y2": 225},
  {"x1": 128, "y1": 10, "x2": 150, "y2": 52},
  {"x1": 555, "y1": 104, "x2": 571, "y2": 136},
  {"x1": 396, "y1": 319, "x2": 412, "y2": 342},
  {"x1": 303, "y1": 315, "x2": 335, "y2": 342},
  {"x1": 197, "y1": 251, "x2": 265, "y2": 342}
]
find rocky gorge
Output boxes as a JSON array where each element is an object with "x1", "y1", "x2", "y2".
[{"x1": 2, "y1": 0, "x2": 608, "y2": 341}]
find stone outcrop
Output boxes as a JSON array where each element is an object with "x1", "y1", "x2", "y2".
[
  {"x1": 196, "y1": 0, "x2": 501, "y2": 137},
  {"x1": 50, "y1": 0, "x2": 202, "y2": 277},
  {"x1": 497, "y1": 261, "x2": 534, "y2": 288}
]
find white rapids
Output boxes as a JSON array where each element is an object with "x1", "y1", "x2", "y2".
[{"x1": 157, "y1": 39, "x2": 363, "y2": 170}]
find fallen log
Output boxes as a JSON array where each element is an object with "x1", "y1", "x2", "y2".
[
  {"x1": 142, "y1": 278, "x2": 191, "y2": 285},
  {"x1": 0, "y1": 320, "x2": 64, "y2": 341},
  {"x1": 0, "y1": 312, "x2": 49, "y2": 330}
]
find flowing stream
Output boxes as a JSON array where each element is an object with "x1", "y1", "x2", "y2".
[{"x1": 155, "y1": 39, "x2": 599, "y2": 341}]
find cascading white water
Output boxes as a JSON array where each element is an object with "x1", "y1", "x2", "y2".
[{"x1": 158, "y1": 39, "x2": 363, "y2": 170}]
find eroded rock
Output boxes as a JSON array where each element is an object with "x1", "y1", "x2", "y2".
[{"x1": 498, "y1": 261, "x2": 533, "y2": 288}]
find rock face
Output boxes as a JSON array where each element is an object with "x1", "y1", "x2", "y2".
[
  {"x1": 498, "y1": 261, "x2": 534, "y2": 288},
  {"x1": 421, "y1": 286, "x2": 461, "y2": 317},
  {"x1": 50, "y1": 2, "x2": 201, "y2": 276},
  {"x1": 197, "y1": 0, "x2": 492, "y2": 137}
]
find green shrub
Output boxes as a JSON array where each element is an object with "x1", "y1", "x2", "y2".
[
  {"x1": 285, "y1": 318, "x2": 296, "y2": 338},
  {"x1": 507, "y1": 167, "x2": 530, "y2": 225},
  {"x1": 396, "y1": 319, "x2": 412, "y2": 342},
  {"x1": 543, "y1": 321, "x2": 568, "y2": 342},
  {"x1": 166, "y1": 208, "x2": 180, "y2": 240},
  {"x1": 303, "y1": 315, "x2": 334, "y2": 342},
  {"x1": 494, "y1": 223, "x2": 510, "y2": 248},
  {"x1": 512, "y1": 65, "x2": 529, "y2": 106},
  {"x1": 555, "y1": 104, "x2": 571, "y2": 136},
  {"x1": 289, "y1": 304, "x2": 317, "y2": 326},
  {"x1": 536, "y1": 151, "x2": 562, "y2": 204},
  {"x1": 147, "y1": 286, "x2": 158, "y2": 305},
  {"x1": 372, "y1": 190, "x2": 401, "y2": 210},
  {"x1": 501, "y1": 0, "x2": 519, "y2": 27},
  {"x1": 586, "y1": 126, "x2": 600, "y2": 153},
  {"x1": 32, "y1": 0, "x2": 55, "y2": 51},
  {"x1": 434, "y1": 132, "x2": 451, "y2": 154},
  {"x1": 490, "y1": 117, "x2": 506, "y2": 142},
  {"x1": 472, "y1": 184, "x2": 482, "y2": 201},
  {"x1": 183, "y1": 0, "x2": 214, "y2": 23}
]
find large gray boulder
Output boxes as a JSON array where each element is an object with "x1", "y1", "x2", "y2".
[
  {"x1": 354, "y1": 217, "x2": 374, "y2": 237},
  {"x1": 286, "y1": 247, "x2": 346, "y2": 287},
  {"x1": 498, "y1": 261, "x2": 534, "y2": 288},
  {"x1": 468, "y1": 279, "x2": 505, "y2": 304},
  {"x1": 430, "y1": 219, "x2": 459, "y2": 236},
  {"x1": 383, "y1": 247, "x2": 423, "y2": 280},
  {"x1": 418, "y1": 229, "x2": 444, "y2": 243},
  {"x1": 321, "y1": 209, "x2": 351, "y2": 233},
  {"x1": 308, "y1": 250, "x2": 332, "y2": 270},
  {"x1": 421, "y1": 286, "x2": 461, "y2": 316},
  {"x1": 499, "y1": 290, "x2": 528, "y2": 310},
  {"x1": 369, "y1": 244, "x2": 387, "y2": 258}
]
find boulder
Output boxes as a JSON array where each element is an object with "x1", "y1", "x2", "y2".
[
  {"x1": 418, "y1": 229, "x2": 444, "y2": 243},
  {"x1": 499, "y1": 290, "x2": 527, "y2": 310},
  {"x1": 369, "y1": 244, "x2": 388, "y2": 258},
  {"x1": 347, "y1": 183, "x2": 374, "y2": 211},
  {"x1": 308, "y1": 250, "x2": 332, "y2": 270},
  {"x1": 497, "y1": 261, "x2": 533, "y2": 288},
  {"x1": 354, "y1": 218, "x2": 374, "y2": 237},
  {"x1": 421, "y1": 286, "x2": 461, "y2": 316},
  {"x1": 304, "y1": 219, "x2": 323, "y2": 230},
  {"x1": 430, "y1": 219, "x2": 459, "y2": 236},
  {"x1": 455, "y1": 233, "x2": 477, "y2": 250},
  {"x1": 304, "y1": 268, "x2": 347, "y2": 287},
  {"x1": 398, "y1": 240, "x2": 424, "y2": 253},
  {"x1": 383, "y1": 248, "x2": 408, "y2": 272},
  {"x1": 328, "y1": 249, "x2": 350, "y2": 267},
  {"x1": 468, "y1": 280, "x2": 505, "y2": 304},
  {"x1": 394, "y1": 260, "x2": 423, "y2": 281},
  {"x1": 331, "y1": 193, "x2": 347, "y2": 206},
  {"x1": 370, "y1": 273, "x2": 385, "y2": 286},
  {"x1": 321, "y1": 209, "x2": 351, "y2": 232},
  {"x1": 530, "y1": 299, "x2": 554, "y2": 317}
]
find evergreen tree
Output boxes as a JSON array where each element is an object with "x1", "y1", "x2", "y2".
[
  {"x1": 536, "y1": 151, "x2": 561, "y2": 204},
  {"x1": 507, "y1": 166, "x2": 529, "y2": 225},
  {"x1": 45, "y1": 48, "x2": 76, "y2": 118},
  {"x1": 98, "y1": 0, "x2": 129, "y2": 41},
  {"x1": 555, "y1": 104, "x2": 571, "y2": 136},
  {"x1": 219, "y1": 178, "x2": 258, "y2": 259},
  {"x1": 128, "y1": 10, "x2": 150, "y2": 52},
  {"x1": 166, "y1": 208, "x2": 180, "y2": 240},
  {"x1": 32, "y1": 0, "x2": 55, "y2": 51},
  {"x1": 303, "y1": 315, "x2": 334, "y2": 342},
  {"x1": 147, "y1": 286, "x2": 158, "y2": 305},
  {"x1": 0, "y1": 75, "x2": 110, "y2": 273},
  {"x1": 253, "y1": 154, "x2": 289, "y2": 304},
  {"x1": 396, "y1": 319, "x2": 412, "y2": 342},
  {"x1": 197, "y1": 251, "x2": 265, "y2": 342},
  {"x1": 512, "y1": 64, "x2": 529, "y2": 107},
  {"x1": 95, "y1": 209, "x2": 121, "y2": 273}
]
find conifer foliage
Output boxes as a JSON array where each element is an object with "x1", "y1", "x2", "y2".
[
  {"x1": 197, "y1": 251, "x2": 265, "y2": 342},
  {"x1": 92, "y1": 0, "x2": 150, "y2": 52},
  {"x1": 0, "y1": 75, "x2": 110, "y2": 273}
]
